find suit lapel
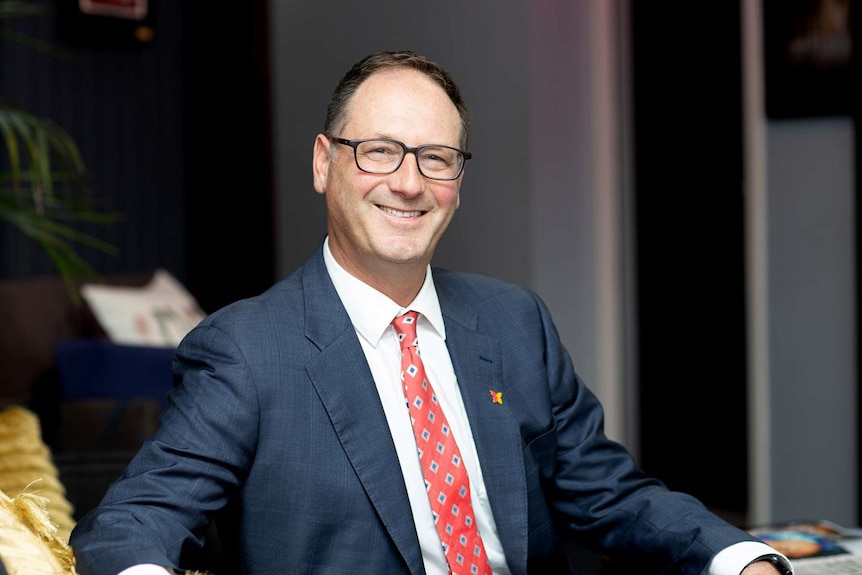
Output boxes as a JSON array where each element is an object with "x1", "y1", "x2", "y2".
[
  {"x1": 439, "y1": 283, "x2": 529, "y2": 575},
  {"x1": 301, "y1": 253, "x2": 425, "y2": 574},
  {"x1": 297, "y1": 253, "x2": 530, "y2": 574}
]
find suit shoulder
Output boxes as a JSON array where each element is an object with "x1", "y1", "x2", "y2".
[
  {"x1": 432, "y1": 268, "x2": 541, "y2": 310},
  {"x1": 197, "y1": 269, "x2": 304, "y2": 331}
]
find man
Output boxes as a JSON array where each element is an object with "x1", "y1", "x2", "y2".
[{"x1": 70, "y1": 51, "x2": 792, "y2": 575}]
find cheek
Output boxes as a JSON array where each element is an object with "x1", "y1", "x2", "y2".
[
  {"x1": 327, "y1": 175, "x2": 377, "y2": 223},
  {"x1": 439, "y1": 187, "x2": 460, "y2": 212}
]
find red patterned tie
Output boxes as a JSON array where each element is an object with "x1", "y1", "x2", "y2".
[{"x1": 393, "y1": 311, "x2": 492, "y2": 575}]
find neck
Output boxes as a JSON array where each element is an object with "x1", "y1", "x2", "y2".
[
  {"x1": 366, "y1": 265, "x2": 426, "y2": 307},
  {"x1": 329, "y1": 249, "x2": 428, "y2": 307},
  {"x1": 384, "y1": 281, "x2": 425, "y2": 308}
]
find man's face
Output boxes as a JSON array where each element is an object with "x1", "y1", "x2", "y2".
[{"x1": 313, "y1": 68, "x2": 464, "y2": 282}]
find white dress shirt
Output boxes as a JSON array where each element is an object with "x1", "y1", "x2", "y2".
[{"x1": 323, "y1": 238, "x2": 511, "y2": 575}]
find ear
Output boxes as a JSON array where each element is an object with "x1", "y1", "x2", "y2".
[{"x1": 312, "y1": 134, "x2": 332, "y2": 195}]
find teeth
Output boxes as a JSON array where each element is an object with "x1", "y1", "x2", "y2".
[{"x1": 381, "y1": 206, "x2": 422, "y2": 218}]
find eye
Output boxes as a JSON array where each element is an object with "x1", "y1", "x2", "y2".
[
  {"x1": 419, "y1": 147, "x2": 456, "y2": 168},
  {"x1": 360, "y1": 140, "x2": 402, "y2": 160}
]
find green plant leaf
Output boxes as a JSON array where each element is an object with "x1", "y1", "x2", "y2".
[
  {"x1": 1, "y1": 0, "x2": 119, "y2": 298},
  {"x1": 0, "y1": 1, "x2": 46, "y2": 18}
]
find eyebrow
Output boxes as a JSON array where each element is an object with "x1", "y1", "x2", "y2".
[{"x1": 354, "y1": 134, "x2": 461, "y2": 148}]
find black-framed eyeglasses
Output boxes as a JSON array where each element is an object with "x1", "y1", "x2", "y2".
[{"x1": 327, "y1": 136, "x2": 472, "y2": 181}]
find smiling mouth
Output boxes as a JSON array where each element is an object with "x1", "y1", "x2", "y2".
[{"x1": 379, "y1": 205, "x2": 425, "y2": 218}]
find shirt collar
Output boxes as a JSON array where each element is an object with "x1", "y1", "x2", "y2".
[{"x1": 322, "y1": 237, "x2": 446, "y2": 347}]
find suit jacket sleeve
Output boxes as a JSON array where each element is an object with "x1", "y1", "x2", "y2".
[
  {"x1": 69, "y1": 318, "x2": 263, "y2": 574},
  {"x1": 70, "y1": 254, "x2": 424, "y2": 575},
  {"x1": 515, "y1": 287, "x2": 760, "y2": 574}
]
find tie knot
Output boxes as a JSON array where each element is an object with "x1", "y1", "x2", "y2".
[{"x1": 393, "y1": 311, "x2": 420, "y2": 349}]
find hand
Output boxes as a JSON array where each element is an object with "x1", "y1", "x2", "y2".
[{"x1": 741, "y1": 559, "x2": 785, "y2": 575}]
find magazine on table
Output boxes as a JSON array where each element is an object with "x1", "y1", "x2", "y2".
[{"x1": 748, "y1": 519, "x2": 862, "y2": 560}]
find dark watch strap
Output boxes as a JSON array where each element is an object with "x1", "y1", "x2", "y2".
[{"x1": 748, "y1": 553, "x2": 793, "y2": 575}]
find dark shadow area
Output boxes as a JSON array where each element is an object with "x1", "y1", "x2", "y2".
[{"x1": 631, "y1": 3, "x2": 749, "y2": 518}]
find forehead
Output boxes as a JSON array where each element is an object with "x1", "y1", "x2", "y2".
[{"x1": 342, "y1": 68, "x2": 462, "y2": 146}]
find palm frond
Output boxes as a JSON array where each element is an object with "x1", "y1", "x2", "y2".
[
  {"x1": 0, "y1": 0, "x2": 118, "y2": 298},
  {"x1": 0, "y1": 1, "x2": 46, "y2": 18},
  {"x1": 0, "y1": 1, "x2": 75, "y2": 60}
]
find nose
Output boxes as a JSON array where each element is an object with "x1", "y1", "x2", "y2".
[{"x1": 388, "y1": 151, "x2": 425, "y2": 196}]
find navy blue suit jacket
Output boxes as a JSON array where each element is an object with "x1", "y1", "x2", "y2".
[{"x1": 70, "y1": 246, "x2": 758, "y2": 574}]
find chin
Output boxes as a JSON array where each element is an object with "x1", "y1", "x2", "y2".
[{"x1": 375, "y1": 242, "x2": 428, "y2": 265}]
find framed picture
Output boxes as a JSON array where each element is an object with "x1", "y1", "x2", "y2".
[
  {"x1": 57, "y1": 0, "x2": 155, "y2": 49},
  {"x1": 763, "y1": 0, "x2": 855, "y2": 118},
  {"x1": 79, "y1": 0, "x2": 148, "y2": 21}
]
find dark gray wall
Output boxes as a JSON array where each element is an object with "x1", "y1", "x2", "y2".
[
  {"x1": 741, "y1": 1, "x2": 858, "y2": 527},
  {"x1": 271, "y1": 3, "x2": 530, "y2": 288},
  {"x1": 767, "y1": 119, "x2": 857, "y2": 525}
]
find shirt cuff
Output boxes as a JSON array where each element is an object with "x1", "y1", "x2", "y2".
[
  {"x1": 706, "y1": 541, "x2": 793, "y2": 574},
  {"x1": 118, "y1": 565, "x2": 174, "y2": 575}
]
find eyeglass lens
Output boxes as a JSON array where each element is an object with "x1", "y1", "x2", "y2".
[{"x1": 354, "y1": 140, "x2": 463, "y2": 180}]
